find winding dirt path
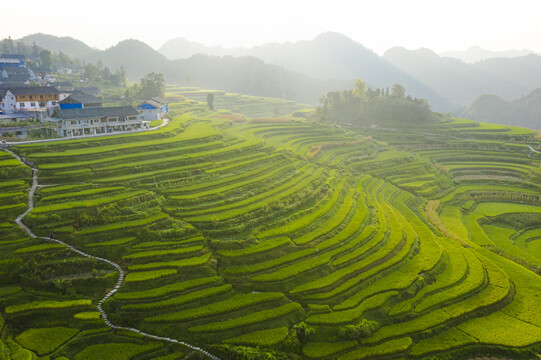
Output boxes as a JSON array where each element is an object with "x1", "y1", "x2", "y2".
[{"x1": 6, "y1": 149, "x2": 220, "y2": 360}]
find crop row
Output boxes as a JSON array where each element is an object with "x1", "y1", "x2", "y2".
[
  {"x1": 123, "y1": 284, "x2": 232, "y2": 311},
  {"x1": 116, "y1": 276, "x2": 220, "y2": 300},
  {"x1": 258, "y1": 182, "x2": 346, "y2": 239},
  {"x1": 188, "y1": 302, "x2": 303, "y2": 333},
  {"x1": 146, "y1": 292, "x2": 284, "y2": 322},
  {"x1": 5, "y1": 299, "x2": 92, "y2": 314}
]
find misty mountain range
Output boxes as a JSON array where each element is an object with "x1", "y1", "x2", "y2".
[{"x1": 17, "y1": 32, "x2": 541, "y2": 128}]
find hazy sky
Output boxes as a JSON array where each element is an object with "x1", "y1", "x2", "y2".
[{"x1": 1, "y1": 0, "x2": 540, "y2": 54}]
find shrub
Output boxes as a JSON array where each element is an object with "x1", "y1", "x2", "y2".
[
  {"x1": 293, "y1": 322, "x2": 315, "y2": 345},
  {"x1": 337, "y1": 319, "x2": 380, "y2": 340}
]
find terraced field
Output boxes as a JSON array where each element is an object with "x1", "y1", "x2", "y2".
[{"x1": 1, "y1": 96, "x2": 541, "y2": 359}]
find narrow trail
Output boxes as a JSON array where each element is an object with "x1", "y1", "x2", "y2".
[{"x1": 5, "y1": 149, "x2": 220, "y2": 360}]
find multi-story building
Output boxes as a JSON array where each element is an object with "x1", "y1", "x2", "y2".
[
  {"x1": 58, "y1": 94, "x2": 103, "y2": 109},
  {"x1": 1, "y1": 86, "x2": 60, "y2": 114},
  {"x1": 46, "y1": 106, "x2": 146, "y2": 137}
]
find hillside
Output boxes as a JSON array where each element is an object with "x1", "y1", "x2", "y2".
[
  {"x1": 161, "y1": 32, "x2": 456, "y2": 111},
  {"x1": 159, "y1": 33, "x2": 541, "y2": 113},
  {"x1": 15, "y1": 32, "x2": 541, "y2": 118},
  {"x1": 21, "y1": 33, "x2": 99, "y2": 58},
  {"x1": 440, "y1": 45, "x2": 536, "y2": 63},
  {"x1": 459, "y1": 88, "x2": 541, "y2": 130},
  {"x1": 19, "y1": 34, "x2": 350, "y2": 105},
  {"x1": 1, "y1": 92, "x2": 541, "y2": 359},
  {"x1": 383, "y1": 47, "x2": 530, "y2": 108}
]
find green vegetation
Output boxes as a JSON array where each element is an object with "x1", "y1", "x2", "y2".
[
  {"x1": 74, "y1": 342, "x2": 162, "y2": 360},
  {"x1": 5, "y1": 299, "x2": 92, "y2": 314},
  {"x1": 224, "y1": 327, "x2": 289, "y2": 346},
  {"x1": 124, "y1": 269, "x2": 177, "y2": 282},
  {"x1": 15, "y1": 327, "x2": 79, "y2": 355},
  {"x1": 189, "y1": 302, "x2": 303, "y2": 333},
  {"x1": 2, "y1": 90, "x2": 541, "y2": 360},
  {"x1": 146, "y1": 292, "x2": 284, "y2": 322}
]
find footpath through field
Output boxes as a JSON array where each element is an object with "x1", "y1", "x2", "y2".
[{"x1": 5, "y1": 148, "x2": 220, "y2": 360}]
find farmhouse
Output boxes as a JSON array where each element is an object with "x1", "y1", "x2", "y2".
[
  {"x1": 1, "y1": 86, "x2": 60, "y2": 114},
  {"x1": 47, "y1": 81, "x2": 74, "y2": 100},
  {"x1": 74, "y1": 86, "x2": 101, "y2": 96},
  {"x1": 0, "y1": 54, "x2": 26, "y2": 67},
  {"x1": 59, "y1": 94, "x2": 103, "y2": 109},
  {"x1": 46, "y1": 106, "x2": 146, "y2": 137},
  {"x1": 136, "y1": 97, "x2": 169, "y2": 120}
]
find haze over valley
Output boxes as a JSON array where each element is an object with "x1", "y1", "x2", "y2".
[{"x1": 1, "y1": 2, "x2": 541, "y2": 359}]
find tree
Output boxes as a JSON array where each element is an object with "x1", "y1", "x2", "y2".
[
  {"x1": 392, "y1": 83, "x2": 406, "y2": 99},
  {"x1": 84, "y1": 63, "x2": 99, "y2": 81},
  {"x1": 39, "y1": 49, "x2": 52, "y2": 69},
  {"x1": 139, "y1": 72, "x2": 165, "y2": 99},
  {"x1": 207, "y1": 93, "x2": 215, "y2": 111},
  {"x1": 293, "y1": 322, "x2": 314, "y2": 344},
  {"x1": 32, "y1": 41, "x2": 39, "y2": 58},
  {"x1": 352, "y1": 78, "x2": 367, "y2": 99}
]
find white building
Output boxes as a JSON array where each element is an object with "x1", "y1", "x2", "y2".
[
  {"x1": 46, "y1": 106, "x2": 147, "y2": 137},
  {"x1": 1, "y1": 87, "x2": 60, "y2": 114},
  {"x1": 136, "y1": 97, "x2": 169, "y2": 121}
]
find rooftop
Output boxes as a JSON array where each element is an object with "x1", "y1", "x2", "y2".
[
  {"x1": 53, "y1": 106, "x2": 139, "y2": 120},
  {"x1": 59, "y1": 94, "x2": 103, "y2": 104},
  {"x1": 6, "y1": 86, "x2": 60, "y2": 96}
]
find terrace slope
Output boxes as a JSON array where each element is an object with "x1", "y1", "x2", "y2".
[{"x1": 1, "y1": 92, "x2": 541, "y2": 359}]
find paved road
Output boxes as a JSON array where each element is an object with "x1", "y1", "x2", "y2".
[{"x1": 6, "y1": 148, "x2": 219, "y2": 360}]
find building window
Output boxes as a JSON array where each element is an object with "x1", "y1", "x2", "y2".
[{"x1": 31, "y1": 102, "x2": 36, "y2": 107}]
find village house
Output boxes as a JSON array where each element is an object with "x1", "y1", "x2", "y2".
[
  {"x1": 74, "y1": 86, "x2": 101, "y2": 96},
  {"x1": 47, "y1": 81, "x2": 74, "y2": 100},
  {"x1": 46, "y1": 106, "x2": 146, "y2": 137},
  {"x1": 136, "y1": 97, "x2": 169, "y2": 120},
  {"x1": 58, "y1": 94, "x2": 103, "y2": 109},
  {"x1": 1, "y1": 86, "x2": 60, "y2": 114},
  {"x1": 0, "y1": 54, "x2": 26, "y2": 67}
]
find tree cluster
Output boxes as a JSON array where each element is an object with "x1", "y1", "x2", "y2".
[
  {"x1": 84, "y1": 60, "x2": 126, "y2": 86},
  {"x1": 317, "y1": 79, "x2": 433, "y2": 125},
  {"x1": 123, "y1": 72, "x2": 165, "y2": 104}
]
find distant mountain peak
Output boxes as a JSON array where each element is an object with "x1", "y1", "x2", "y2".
[{"x1": 440, "y1": 46, "x2": 537, "y2": 63}]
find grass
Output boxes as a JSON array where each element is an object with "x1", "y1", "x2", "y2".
[
  {"x1": 14, "y1": 243, "x2": 65, "y2": 254},
  {"x1": 146, "y1": 292, "x2": 284, "y2": 322},
  {"x1": 338, "y1": 337, "x2": 413, "y2": 360},
  {"x1": 188, "y1": 302, "x2": 303, "y2": 333},
  {"x1": 16, "y1": 327, "x2": 79, "y2": 355},
  {"x1": 5, "y1": 299, "x2": 92, "y2": 314},
  {"x1": 126, "y1": 285, "x2": 232, "y2": 311},
  {"x1": 74, "y1": 342, "x2": 162, "y2": 360},
  {"x1": 5, "y1": 95, "x2": 541, "y2": 359},
  {"x1": 127, "y1": 252, "x2": 211, "y2": 270},
  {"x1": 303, "y1": 341, "x2": 357, "y2": 359},
  {"x1": 74, "y1": 312, "x2": 101, "y2": 320},
  {"x1": 31, "y1": 190, "x2": 147, "y2": 213},
  {"x1": 78, "y1": 213, "x2": 169, "y2": 234},
  {"x1": 124, "y1": 269, "x2": 177, "y2": 283},
  {"x1": 123, "y1": 245, "x2": 203, "y2": 260},
  {"x1": 223, "y1": 327, "x2": 289, "y2": 346},
  {"x1": 115, "y1": 276, "x2": 219, "y2": 300},
  {"x1": 217, "y1": 237, "x2": 291, "y2": 257}
]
